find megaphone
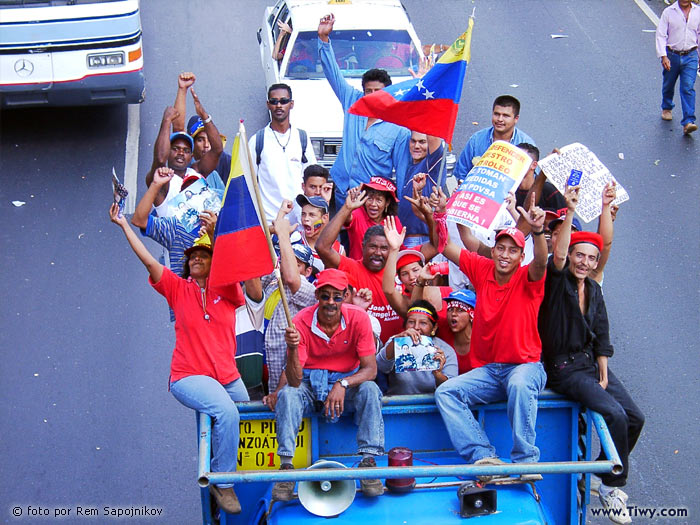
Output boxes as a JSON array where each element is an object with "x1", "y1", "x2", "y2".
[{"x1": 298, "y1": 460, "x2": 356, "y2": 517}]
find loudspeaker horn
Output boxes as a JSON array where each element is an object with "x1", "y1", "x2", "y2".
[{"x1": 297, "y1": 460, "x2": 356, "y2": 517}]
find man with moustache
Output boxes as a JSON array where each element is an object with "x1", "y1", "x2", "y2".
[
  {"x1": 271, "y1": 269, "x2": 384, "y2": 501},
  {"x1": 433, "y1": 193, "x2": 548, "y2": 480},
  {"x1": 539, "y1": 188, "x2": 643, "y2": 524}
]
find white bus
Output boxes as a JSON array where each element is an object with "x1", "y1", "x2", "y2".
[{"x1": 0, "y1": 0, "x2": 145, "y2": 108}]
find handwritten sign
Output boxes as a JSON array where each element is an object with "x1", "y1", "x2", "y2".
[
  {"x1": 446, "y1": 141, "x2": 531, "y2": 232},
  {"x1": 538, "y1": 143, "x2": 629, "y2": 223}
]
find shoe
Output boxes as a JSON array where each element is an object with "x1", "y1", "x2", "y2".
[
  {"x1": 474, "y1": 456, "x2": 507, "y2": 482},
  {"x1": 358, "y1": 456, "x2": 384, "y2": 497},
  {"x1": 519, "y1": 473, "x2": 543, "y2": 482},
  {"x1": 599, "y1": 487, "x2": 631, "y2": 524},
  {"x1": 661, "y1": 109, "x2": 672, "y2": 121},
  {"x1": 683, "y1": 122, "x2": 698, "y2": 135},
  {"x1": 271, "y1": 463, "x2": 295, "y2": 502},
  {"x1": 209, "y1": 485, "x2": 241, "y2": 514}
]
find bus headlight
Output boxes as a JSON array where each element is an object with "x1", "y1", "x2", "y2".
[
  {"x1": 87, "y1": 52, "x2": 125, "y2": 68},
  {"x1": 311, "y1": 139, "x2": 323, "y2": 159}
]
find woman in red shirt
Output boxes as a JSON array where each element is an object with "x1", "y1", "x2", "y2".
[
  {"x1": 109, "y1": 204, "x2": 246, "y2": 515},
  {"x1": 344, "y1": 176, "x2": 401, "y2": 260}
]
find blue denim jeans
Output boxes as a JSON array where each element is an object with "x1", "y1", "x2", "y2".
[
  {"x1": 661, "y1": 51, "x2": 698, "y2": 126},
  {"x1": 170, "y1": 375, "x2": 249, "y2": 488},
  {"x1": 275, "y1": 379, "x2": 384, "y2": 457},
  {"x1": 435, "y1": 362, "x2": 546, "y2": 463}
]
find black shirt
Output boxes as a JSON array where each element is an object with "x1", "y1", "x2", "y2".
[
  {"x1": 516, "y1": 180, "x2": 567, "y2": 212},
  {"x1": 538, "y1": 257, "x2": 614, "y2": 366}
]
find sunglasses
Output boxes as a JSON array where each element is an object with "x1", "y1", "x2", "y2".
[
  {"x1": 268, "y1": 97, "x2": 291, "y2": 106},
  {"x1": 319, "y1": 292, "x2": 344, "y2": 303}
]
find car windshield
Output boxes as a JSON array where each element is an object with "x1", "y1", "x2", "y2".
[{"x1": 284, "y1": 29, "x2": 419, "y2": 79}]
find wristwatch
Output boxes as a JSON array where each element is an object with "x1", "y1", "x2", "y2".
[{"x1": 337, "y1": 379, "x2": 349, "y2": 389}]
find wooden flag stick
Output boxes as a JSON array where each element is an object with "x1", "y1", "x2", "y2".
[{"x1": 239, "y1": 120, "x2": 294, "y2": 326}]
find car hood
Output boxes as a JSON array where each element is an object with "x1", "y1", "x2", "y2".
[{"x1": 287, "y1": 76, "x2": 413, "y2": 139}]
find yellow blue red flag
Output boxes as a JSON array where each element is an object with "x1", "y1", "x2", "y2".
[
  {"x1": 348, "y1": 18, "x2": 474, "y2": 143},
  {"x1": 209, "y1": 134, "x2": 273, "y2": 287}
]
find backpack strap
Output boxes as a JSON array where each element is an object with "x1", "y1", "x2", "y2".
[
  {"x1": 298, "y1": 128, "x2": 308, "y2": 164},
  {"x1": 255, "y1": 128, "x2": 265, "y2": 166}
]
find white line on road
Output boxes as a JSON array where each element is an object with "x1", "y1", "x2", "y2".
[
  {"x1": 123, "y1": 103, "x2": 140, "y2": 214},
  {"x1": 633, "y1": 0, "x2": 700, "y2": 78}
]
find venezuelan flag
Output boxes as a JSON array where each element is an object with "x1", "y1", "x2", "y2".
[
  {"x1": 209, "y1": 134, "x2": 273, "y2": 287},
  {"x1": 348, "y1": 18, "x2": 474, "y2": 143}
]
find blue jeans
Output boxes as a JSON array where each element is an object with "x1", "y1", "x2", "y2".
[
  {"x1": 170, "y1": 376, "x2": 249, "y2": 488},
  {"x1": 275, "y1": 379, "x2": 384, "y2": 457},
  {"x1": 435, "y1": 362, "x2": 546, "y2": 463},
  {"x1": 661, "y1": 51, "x2": 698, "y2": 126}
]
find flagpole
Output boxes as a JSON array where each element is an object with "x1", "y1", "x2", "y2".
[
  {"x1": 239, "y1": 120, "x2": 294, "y2": 326},
  {"x1": 436, "y1": 140, "x2": 448, "y2": 192}
]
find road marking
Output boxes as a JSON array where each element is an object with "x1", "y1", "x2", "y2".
[
  {"x1": 633, "y1": 0, "x2": 700, "y2": 78},
  {"x1": 123, "y1": 103, "x2": 140, "y2": 214}
]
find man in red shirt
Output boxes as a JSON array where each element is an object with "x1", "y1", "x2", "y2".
[
  {"x1": 316, "y1": 196, "x2": 403, "y2": 343},
  {"x1": 434, "y1": 195, "x2": 548, "y2": 478},
  {"x1": 272, "y1": 269, "x2": 384, "y2": 501}
]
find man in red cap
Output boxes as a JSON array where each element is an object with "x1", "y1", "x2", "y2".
[
  {"x1": 272, "y1": 268, "x2": 384, "y2": 501},
  {"x1": 433, "y1": 193, "x2": 549, "y2": 478},
  {"x1": 538, "y1": 189, "x2": 643, "y2": 524}
]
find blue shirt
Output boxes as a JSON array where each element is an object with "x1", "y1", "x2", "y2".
[
  {"x1": 318, "y1": 38, "x2": 410, "y2": 203},
  {"x1": 396, "y1": 142, "x2": 444, "y2": 236},
  {"x1": 453, "y1": 126, "x2": 536, "y2": 181}
]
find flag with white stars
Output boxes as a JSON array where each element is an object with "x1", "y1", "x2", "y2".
[{"x1": 349, "y1": 18, "x2": 474, "y2": 143}]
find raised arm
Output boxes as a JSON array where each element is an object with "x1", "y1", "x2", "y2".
[
  {"x1": 590, "y1": 181, "x2": 616, "y2": 283},
  {"x1": 516, "y1": 170, "x2": 547, "y2": 235},
  {"x1": 132, "y1": 167, "x2": 174, "y2": 228},
  {"x1": 110, "y1": 204, "x2": 162, "y2": 283},
  {"x1": 317, "y1": 13, "x2": 358, "y2": 108},
  {"x1": 382, "y1": 216, "x2": 410, "y2": 317},
  {"x1": 190, "y1": 88, "x2": 223, "y2": 177},
  {"x1": 517, "y1": 192, "x2": 547, "y2": 281},
  {"x1": 552, "y1": 186, "x2": 579, "y2": 271},
  {"x1": 173, "y1": 72, "x2": 195, "y2": 132},
  {"x1": 316, "y1": 188, "x2": 365, "y2": 269},
  {"x1": 274, "y1": 200, "x2": 302, "y2": 294},
  {"x1": 146, "y1": 107, "x2": 179, "y2": 187},
  {"x1": 272, "y1": 20, "x2": 292, "y2": 61}
]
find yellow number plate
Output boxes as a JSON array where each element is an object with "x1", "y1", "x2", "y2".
[{"x1": 238, "y1": 418, "x2": 311, "y2": 470}]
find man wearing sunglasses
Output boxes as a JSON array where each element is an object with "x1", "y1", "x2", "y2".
[
  {"x1": 272, "y1": 268, "x2": 385, "y2": 501},
  {"x1": 249, "y1": 83, "x2": 316, "y2": 222}
]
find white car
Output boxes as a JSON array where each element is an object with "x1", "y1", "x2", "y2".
[{"x1": 257, "y1": 0, "x2": 423, "y2": 169}]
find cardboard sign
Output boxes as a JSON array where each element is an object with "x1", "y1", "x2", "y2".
[
  {"x1": 446, "y1": 141, "x2": 531, "y2": 232},
  {"x1": 538, "y1": 143, "x2": 629, "y2": 223},
  {"x1": 394, "y1": 335, "x2": 439, "y2": 373},
  {"x1": 237, "y1": 418, "x2": 311, "y2": 470}
]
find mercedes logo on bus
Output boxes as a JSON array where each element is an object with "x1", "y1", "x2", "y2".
[{"x1": 14, "y1": 59, "x2": 34, "y2": 77}]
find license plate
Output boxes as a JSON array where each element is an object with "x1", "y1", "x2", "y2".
[{"x1": 238, "y1": 418, "x2": 311, "y2": 470}]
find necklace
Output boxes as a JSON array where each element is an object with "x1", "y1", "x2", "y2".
[{"x1": 270, "y1": 125, "x2": 292, "y2": 152}]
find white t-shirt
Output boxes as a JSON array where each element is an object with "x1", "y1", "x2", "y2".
[{"x1": 249, "y1": 125, "x2": 316, "y2": 222}]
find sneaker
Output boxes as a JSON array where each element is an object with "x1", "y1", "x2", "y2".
[
  {"x1": 683, "y1": 122, "x2": 698, "y2": 135},
  {"x1": 599, "y1": 487, "x2": 631, "y2": 524},
  {"x1": 661, "y1": 109, "x2": 672, "y2": 121},
  {"x1": 474, "y1": 456, "x2": 507, "y2": 482},
  {"x1": 209, "y1": 485, "x2": 241, "y2": 514},
  {"x1": 271, "y1": 463, "x2": 295, "y2": 502},
  {"x1": 358, "y1": 456, "x2": 384, "y2": 497}
]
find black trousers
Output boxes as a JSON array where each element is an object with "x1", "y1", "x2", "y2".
[{"x1": 548, "y1": 359, "x2": 645, "y2": 487}]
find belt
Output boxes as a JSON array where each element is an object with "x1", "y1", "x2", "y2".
[
  {"x1": 551, "y1": 350, "x2": 593, "y2": 370},
  {"x1": 667, "y1": 46, "x2": 698, "y2": 56}
]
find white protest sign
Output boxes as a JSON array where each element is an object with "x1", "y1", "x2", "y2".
[{"x1": 538, "y1": 143, "x2": 629, "y2": 223}]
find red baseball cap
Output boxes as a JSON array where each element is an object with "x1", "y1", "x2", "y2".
[
  {"x1": 570, "y1": 231, "x2": 603, "y2": 252},
  {"x1": 361, "y1": 176, "x2": 399, "y2": 202},
  {"x1": 314, "y1": 268, "x2": 349, "y2": 290},
  {"x1": 396, "y1": 249, "x2": 425, "y2": 270},
  {"x1": 495, "y1": 227, "x2": 526, "y2": 249}
]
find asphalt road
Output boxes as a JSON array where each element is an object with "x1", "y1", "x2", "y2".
[{"x1": 1, "y1": 1, "x2": 698, "y2": 524}]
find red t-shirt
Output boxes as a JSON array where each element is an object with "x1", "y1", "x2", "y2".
[
  {"x1": 458, "y1": 250, "x2": 545, "y2": 368},
  {"x1": 338, "y1": 255, "x2": 403, "y2": 344},
  {"x1": 151, "y1": 268, "x2": 245, "y2": 384},
  {"x1": 456, "y1": 351, "x2": 472, "y2": 375},
  {"x1": 346, "y1": 207, "x2": 402, "y2": 260},
  {"x1": 295, "y1": 303, "x2": 376, "y2": 372},
  {"x1": 435, "y1": 286, "x2": 455, "y2": 348}
]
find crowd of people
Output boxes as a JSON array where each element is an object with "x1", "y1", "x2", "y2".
[{"x1": 109, "y1": 12, "x2": 657, "y2": 523}]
